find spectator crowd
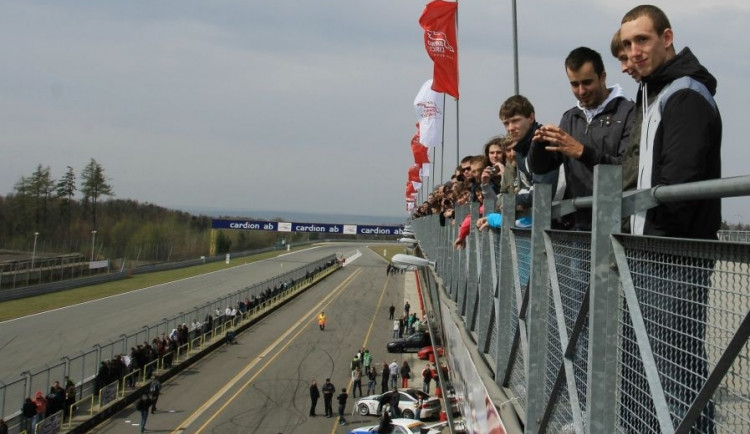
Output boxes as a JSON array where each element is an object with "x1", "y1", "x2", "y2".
[{"x1": 410, "y1": 5, "x2": 722, "y2": 433}]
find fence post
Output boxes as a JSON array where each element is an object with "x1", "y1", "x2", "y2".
[
  {"x1": 478, "y1": 188, "x2": 497, "y2": 352},
  {"x1": 465, "y1": 202, "x2": 482, "y2": 331},
  {"x1": 495, "y1": 191, "x2": 516, "y2": 386},
  {"x1": 525, "y1": 183, "x2": 552, "y2": 433},
  {"x1": 587, "y1": 165, "x2": 622, "y2": 433},
  {"x1": 22, "y1": 371, "x2": 31, "y2": 403},
  {"x1": 62, "y1": 356, "x2": 71, "y2": 379}
]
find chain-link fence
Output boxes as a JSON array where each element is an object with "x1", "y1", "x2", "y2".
[{"x1": 411, "y1": 166, "x2": 750, "y2": 433}]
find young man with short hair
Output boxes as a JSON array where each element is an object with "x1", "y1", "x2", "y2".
[
  {"x1": 618, "y1": 5, "x2": 721, "y2": 433},
  {"x1": 530, "y1": 46, "x2": 635, "y2": 230}
]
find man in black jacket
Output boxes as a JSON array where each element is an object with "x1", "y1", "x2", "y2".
[
  {"x1": 618, "y1": 5, "x2": 721, "y2": 433},
  {"x1": 530, "y1": 46, "x2": 635, "y2": 231},
  {"x1": 21, "y1": 398, "x2": 37, "y2": 433},
  {"x1": 322, "y1": 378, "x2": 335, "y2": 418}
]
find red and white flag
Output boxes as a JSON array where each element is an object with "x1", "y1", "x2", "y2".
[
  {"x1": 411, "y1": 126, "x2": 431, "y2": 176},
  {"x1": 408, "y1": 164, "x2": 422, "y2": 183},
  {"x1": 419, "y1": 0, "x2": 459, "y2": 99},
  {"x1": 406, "y1": 181, "x2": 418, "y2": 198},
  {"x1": 414, "y1": 79, "x2": 443, "y2": 148}
]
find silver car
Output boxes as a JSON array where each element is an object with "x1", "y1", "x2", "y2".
[{"x1": 355, "y1": 388, "x2": 441, "y2": 420}]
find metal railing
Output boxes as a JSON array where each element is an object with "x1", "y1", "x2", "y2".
[
  {"x1": 0, "y1": 255, "x2": 340, "y2": 433},
  {"x1": 411, "y1": 166, "x2": 750, "y2": 434}
]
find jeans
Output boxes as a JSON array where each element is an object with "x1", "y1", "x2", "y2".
[
  {"x1": 140, "y1": 409, "x2": 149, "y2": 432},
  {"x1": 390, "y1": 403, "x2": 400, "y2": 418},
  {"x1": 324, "y1": 396, "x2": 333, "y2": 417}
]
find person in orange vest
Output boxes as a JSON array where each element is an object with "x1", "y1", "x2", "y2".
[{"x1": 318, "y1": 312, "x2": 327, "y2": 331}]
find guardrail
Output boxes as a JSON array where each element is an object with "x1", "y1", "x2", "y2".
[
  {"x1": 0, "y1": 255, "x2": 341, "y2": 433},
  {"x1": 0, "y1": 243, "x2": 309, "y2": 301},
  {"x1": 411, "y1": 166, "x2": 750, "y2": 434}
]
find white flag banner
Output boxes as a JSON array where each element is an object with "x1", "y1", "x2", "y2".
[
  {"x1": 413, "y1": 79, "x2": 444, "y2": 148},
  {"x1": 420, "y1": 163, "x2": 431, "y2": 178},
  {"x1": 412, "y1": 181, "x2": 422, "y2": 191}
]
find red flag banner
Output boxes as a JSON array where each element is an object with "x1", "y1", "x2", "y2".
[
  {"x1": 406, "y1": 181, "x2": 417, "y2": 197},
  {"x1": 419, "y1": 1, "x2": 459, "y2": 99},
  {"x1": 411, "y1": 129, "x2": 430, "y2": 165},
  {"x1": 408, "y1": 164, "x2": 422, "y2": 183}
]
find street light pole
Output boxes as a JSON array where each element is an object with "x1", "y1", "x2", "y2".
[
  {"x1": 31, "y1": 232, "x2": 39, "y2": 268},
  {"x1": 91, "y1": 230, "x2": 97, "y2": 262}
]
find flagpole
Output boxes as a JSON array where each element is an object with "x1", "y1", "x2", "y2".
[
  {"x1": 512, "y1": 0, "x2": 519, "y2": 94},
  {"x1": 455, "y1": 99, "x2": 460, "y2": 167},
  {"x1": 441, "y1": 93, "x2": 446, "y2": 183},
  {"x1": 431, "y1": 147, "x2": 436, "y2": 192},
  {"x1": 455, "y1": 0, "x2": 460, "y2": 166}
]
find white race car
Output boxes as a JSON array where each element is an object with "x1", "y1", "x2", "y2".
[
  {"x1": 347, "y1": 418, "x2": 445, "y2": 434},
  {"x1": 355, "y1": 388, "x2": 441, "y2": 420}
]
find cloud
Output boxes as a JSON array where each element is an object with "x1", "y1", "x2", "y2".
[{"x1": 1, "y1": 0, "x2": 748, "y2": 221}]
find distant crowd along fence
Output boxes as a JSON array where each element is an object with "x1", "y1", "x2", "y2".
[
  {"x1": 0, "y1": 254, "x2": 340, "y2": 434},
  {"x1": 410, "y1": 165, "x2": 750, "y2": 434}
]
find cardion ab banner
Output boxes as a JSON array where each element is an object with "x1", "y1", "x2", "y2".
[{"x1": 211, "y1": 219, "x2": 404, "y2": 236}]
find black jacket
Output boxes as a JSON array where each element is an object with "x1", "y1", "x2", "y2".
[
  {"x1": 22, "y1": 399, "x2": 37, "y2": 418},
  {"x1": 513, "y1": 122, "x2": 560, "y2": 210},
  {"x1": 529, "y1": 91, "x2": 635, "y2": 230},
  {"x1": 632, "y1": 47, "x2": 721, "y2": 239}
]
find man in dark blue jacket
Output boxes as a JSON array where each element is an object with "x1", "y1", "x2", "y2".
[{"x1": 530, "y1": 46, "x2": 635, "y2": 231}]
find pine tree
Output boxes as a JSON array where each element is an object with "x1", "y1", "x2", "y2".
[
  {"x1": 56, "y1": 166, "x2": 77, "y2": 239},
  {"x1": 80, "y1": 159, "x2": 114, "y2": 230},
  {"x1": 29, "y1": 164, "x2": 55, "y2": 229}
]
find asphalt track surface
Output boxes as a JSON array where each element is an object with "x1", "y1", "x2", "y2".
[
  {"x1": 0, "y1": 244, "x2": 360, "y2": 385},
  {"x1": 83, "y1": 245, "x2": 407, "y2": 434}
]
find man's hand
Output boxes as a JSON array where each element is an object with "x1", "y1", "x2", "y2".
[
  {"x1": 480, "y1": 164, "x2": 504, "y2": 186},
  {"x1": 453, "y1": 237, "x2": 465, "y2": 250},
  {"x1": 532, "y1": 124, "x2": 584, "y2": 159},
  {"x1": 475, "y1": 217, "x2": 489, "y2": 231}
]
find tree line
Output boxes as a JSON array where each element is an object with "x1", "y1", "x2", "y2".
[{"x1": 0, "y1": 159, "x2": 303, "y2": 264}]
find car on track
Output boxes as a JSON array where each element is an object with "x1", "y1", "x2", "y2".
[
  {"x1": 346, "y1": 418, "x2": 445, "y2": 434},
  {"x1": 417, "y1": 346, "x2": 444, "y2": 360},
  {"x1": 355, "y1": 388, "x2": 441, "y2": 420},
  {"x1": 386, "y1": 332, "x2": 432, "y2": 353}
]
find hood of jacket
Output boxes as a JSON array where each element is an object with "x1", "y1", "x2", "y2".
[{"x1": 643, "y1": 47, "x2": 717, "y2": 96}]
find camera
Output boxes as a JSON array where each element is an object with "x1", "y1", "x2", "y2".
[{"x1": 489, "y1": 166, "x2": 499, "y2": 175}]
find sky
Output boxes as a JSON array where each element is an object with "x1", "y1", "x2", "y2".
[{"x1": 2, "y1": 1, "x2": 749, "y2": 222}]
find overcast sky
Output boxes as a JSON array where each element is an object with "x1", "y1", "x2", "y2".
[{"x1": 2, "y1": 1, "x2": 748, "y2": 222}]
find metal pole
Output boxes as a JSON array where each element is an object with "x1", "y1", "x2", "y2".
[
  {"x1": 91, "y1": 230, "x2": 97, "y2": 262},
  {"x1": 31, "y1": 232, "x2": 39, "y2": 268},
  {"x1": 441, "y1": 93, "x2": 446, "y2": 182},
  {"x1": 512, "y1": 0, "x2": 519, "y2": 94}
]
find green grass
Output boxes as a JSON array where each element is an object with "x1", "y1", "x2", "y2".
[{"x1": 0, "y1": 246, "x2": 310, "y2": 322}]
